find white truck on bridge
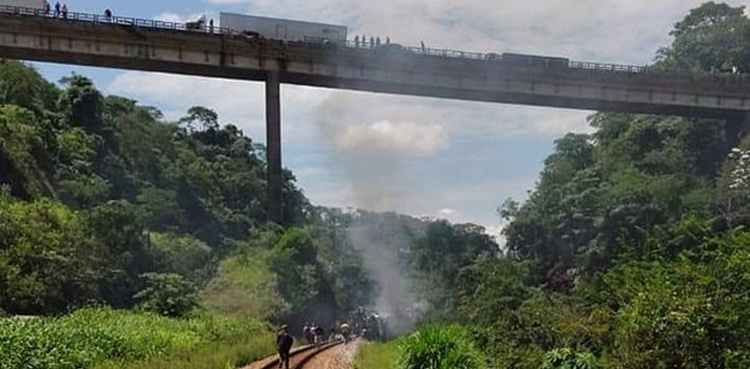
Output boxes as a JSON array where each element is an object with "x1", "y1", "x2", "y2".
[
  {"x1": 219, "y1": 12, "x2": 347, "y2": 44},
  {"x1": 0, "y1": 0, "x2": 46, "y2": 11}
]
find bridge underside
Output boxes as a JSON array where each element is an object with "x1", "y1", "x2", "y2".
[{"x1": 0, "y1": 45, "x2": 744, "y2": 120}]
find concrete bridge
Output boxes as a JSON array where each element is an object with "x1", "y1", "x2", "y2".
[{"x1": 2, "y1": 8, "x2": 750, "y2": 223}]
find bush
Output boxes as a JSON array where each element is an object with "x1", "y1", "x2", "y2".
[
  {"x1": 398, "y1": 324, "x2": 485, "y2": 369},
  {"x1": 134, "y1": 273, "x2": 198, "y2": 317},
  {"x1": 540, "y1": 348, "x2": 598, "y2": 369}
]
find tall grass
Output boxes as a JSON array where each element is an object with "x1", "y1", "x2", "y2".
[
  {"x1": 93, "y1": 333, "x2": 276, "y2": 369},
  {"x1": 398, "y1": 324, "x2": 486, "y2": 369},
  {"x1": 353, "y1": 339, "x2": 401, "y2": 369},
  {"x1": 0, "y1": 307, "x2": 275, "y2": 369}
]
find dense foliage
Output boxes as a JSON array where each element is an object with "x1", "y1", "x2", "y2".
[
  {"x1": 0, "y1": 61, "x2": 380, "y2": 328},
  {"x1": 439, "y1": 3, "x2": 750, "y2": 369},
  {"x1": 0, "y1": 307, "x2": 272, "y2": 369},
  {"x1": 0, "y1": 61, "x2": 384, "y2": 367}
]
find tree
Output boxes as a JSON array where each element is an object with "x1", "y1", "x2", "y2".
[
  {"x1": 656, "y1": 2, "x2": 750, "y2": 73},
  {"x1": 86, "y1": 200, "x2": 154, "y2": 308},
  {"x1": 411, "y1": 220, "x2": 497, "y2": 315},
  {"x1": 0, "y1": 192, "x2": 103, "y2": 314},
  {"x1": 179, "y1": 106, "x2": 218, "y2": 132}
]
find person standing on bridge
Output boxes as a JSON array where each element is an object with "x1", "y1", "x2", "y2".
[
  {"x1": 43, "y1": 1, "x2": 50, "y2": 16},
  {"x1": 104, "y1": 9, "x2": 112, "y2": 22},
  {"x1": 276, "y1": 325, "x2": 294, "y2": 369},
  {"x1": 209, "y1": 18, "x2": 214, "y2": 33},
  {"x1": 61, "y1": 3, "x2": 67, "y2": 19},
  {"x1": 54, "y1": 1, "x2": 59, "y2": 17}
]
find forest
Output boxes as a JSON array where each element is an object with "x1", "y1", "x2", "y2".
[{"x1": 2, "y1": 1, "x2": 750, "y2": 369}]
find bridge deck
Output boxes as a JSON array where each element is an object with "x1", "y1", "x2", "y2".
[{"x1": 0, "y1": 8, "x2": 749, "y2": 118}]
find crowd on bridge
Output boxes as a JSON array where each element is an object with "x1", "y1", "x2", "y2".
[{"x1": 24, "y1": 1, "x2": 115, "y2": 24}]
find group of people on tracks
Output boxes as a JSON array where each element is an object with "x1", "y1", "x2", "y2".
[{"x1": 275, "y1": 322, "x2": 354, "y2": 369}]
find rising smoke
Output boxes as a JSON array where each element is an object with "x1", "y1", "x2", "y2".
[
  {"x1": 347, "y1": 212, "x2": 423, "y2": 336},
  {"x1": 316, "y1": 92, "x2": 441, "y2": 335}
]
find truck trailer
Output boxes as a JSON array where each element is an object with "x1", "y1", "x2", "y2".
[
  {"x1": 219, "y1": 12, "x2": 347, "y2": 44},
  {"x1": 0, "y1": 0, "x2": 46, "y2": 11}
]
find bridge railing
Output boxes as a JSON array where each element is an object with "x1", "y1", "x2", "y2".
[
  {"x1": 568, "y1": 60, "x2": 646, "y2": 74},
  {"x1": 0, "y1": 5, "x2": 236, "y2": 33}
]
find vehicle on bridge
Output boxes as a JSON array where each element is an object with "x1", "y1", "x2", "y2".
[
  {"x1": 185, "y1": 15, "x2": 206, "y2": 31},
  {"x1": 219, "y1": 12, "x2": 347, "y2": 45}
]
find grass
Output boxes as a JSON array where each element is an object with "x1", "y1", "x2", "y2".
[
  {"x1": 353, "y1": 339, "x2": 402, "y2": 369},
  {"x1": 0, "y1": 307, "x2": 276, "y2": 369},
  {"x1": 93, "y1": 332, "x2": 276, "y2": 369}
]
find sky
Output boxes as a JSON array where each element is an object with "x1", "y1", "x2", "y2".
[{"x1": 29, "y1": 0, "x2": 749, "y2": 239}]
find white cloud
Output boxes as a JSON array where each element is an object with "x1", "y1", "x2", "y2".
[{"x1": 438, "y1": 208, "x2": 455, "y2": 216}]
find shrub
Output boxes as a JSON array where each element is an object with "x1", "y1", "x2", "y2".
[
  {"x1": 134, "y1": 273, "x2": 198, "y2": 317},
  {"x1": 398, "y1": 324, "x2": 485, "y2": 369},
  {"x1": 540, "y1": 348, "x2": 598, "y2": 369}
]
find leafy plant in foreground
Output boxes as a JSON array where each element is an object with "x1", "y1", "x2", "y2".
[
  {"x1": 398, "y1": 324, "x2": 485, "y2": 369},
  {"x1": 540, "y1": 348, "x2": 598, "y2": 369}
]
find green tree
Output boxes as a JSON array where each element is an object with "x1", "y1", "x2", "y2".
[
  {"x1": 134, "y1": 273, "x2": 198, "y2": 317},
  {"x1": 0, "y1": 192, "x2": 103, "y2": 314},
  {"x1": 656, "y1": 2, "x2": 750, "y2": 73}
]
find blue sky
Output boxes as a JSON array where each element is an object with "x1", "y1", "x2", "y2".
[{"x1": 29, "y1": 0, "x2": 746, "y2": 238}]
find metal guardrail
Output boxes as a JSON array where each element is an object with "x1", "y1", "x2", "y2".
[{"x1": 0, "y1": 4, "x2": 723, "y2": 77}]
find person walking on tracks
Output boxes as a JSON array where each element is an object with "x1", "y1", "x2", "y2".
[
  {"x1": 302, "y1": 322, "x2": 312, "y2": 345},
  {"x1": 340, "y1": 322, "x2": 351, "y2": 343},
  {"x1": 276, "y1": 325, "x2": 294, "y2": 369},
  {"x1": 313, "y1": 324, "x2": 325, "y2": 349}
]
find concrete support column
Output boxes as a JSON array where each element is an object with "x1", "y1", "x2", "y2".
[
  {"x1": 266, "y1": 70, "x2": 283, "y2": 225},
  {"x1": 726, "y1": 111, "x2": 750, "y2": 148}
]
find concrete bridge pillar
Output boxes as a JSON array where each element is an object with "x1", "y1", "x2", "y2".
[
  {"x1": 727, "y1": 111, "x2": 750, "y2": 148},
  {"x1": 266, "y1": 71, "x2": 283, "y2": 225}
]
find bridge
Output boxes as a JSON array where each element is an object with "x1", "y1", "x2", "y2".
[{"x1": 2, "y1": 7, "x2": 750, "y2": 224}]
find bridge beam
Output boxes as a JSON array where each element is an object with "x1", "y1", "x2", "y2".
[{"x1": 266, "y1": 70, "x2": 283, "y2": 225}]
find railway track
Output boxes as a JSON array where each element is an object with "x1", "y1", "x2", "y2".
[{"x1": 257, "y1": 341, "x2": 343, "y2": 369}]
